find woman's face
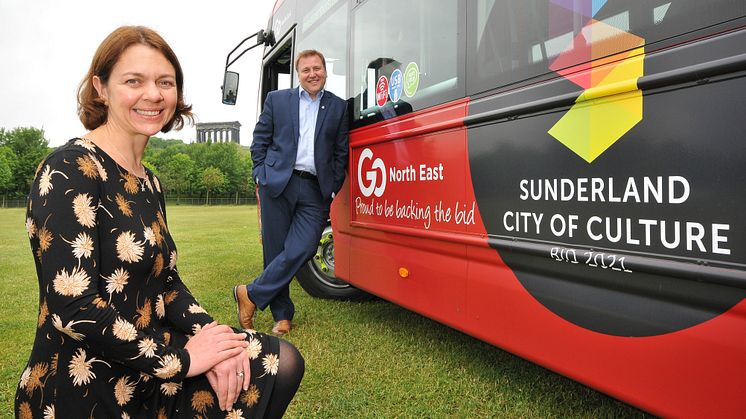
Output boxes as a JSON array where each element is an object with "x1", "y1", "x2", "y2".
[{"x1": 95, "y1": 44, "x2": 177, "y2": 138}]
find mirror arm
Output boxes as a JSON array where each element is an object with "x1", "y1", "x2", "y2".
[{"x1": 225, "y1": 30, "x2": 275, "y2": 70}]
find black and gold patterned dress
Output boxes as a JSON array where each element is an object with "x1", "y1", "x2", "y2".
[{"x1": 16, "y1": 138, "x2": 279, "y2": 418}]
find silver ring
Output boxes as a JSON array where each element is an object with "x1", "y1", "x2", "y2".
[{"x1": 237, "y1": 371, "x2": 244, "y2": 377}]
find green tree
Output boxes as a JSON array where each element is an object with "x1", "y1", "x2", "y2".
[
  {"x1": 144, "y1": 136, "x2": 189, "y2": 166},
  {"x1": 0, "y1": 127, "x2": 50, "y2": 196},
  {"x1": 189, "y1": 142, "x2": 244, "y2": 196},
  {"x1": 235, "y1": 152, "x2": 254, "y2": 203},
  {"x1": 159, "y1": 153, "x2": 195, "y2": 203},
  {"x1": 131, "y1": 137, "x2": 254, "y2": 201},
  {"x1": 201, "y1": 166, "x2": 225, "y2": 205},
  {"x1": 0, "y1": 147, "x2": 15, "y2": 206},
  {"x1": 146, "y1": 136, "x2": 187, "y2": 152}
]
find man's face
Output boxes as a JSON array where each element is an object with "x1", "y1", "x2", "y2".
[{"x1": 297, "y1": 54, "x2": 327, "y2": 98}]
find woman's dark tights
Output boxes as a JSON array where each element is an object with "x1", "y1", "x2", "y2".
[{"x1": 263, "y1": 339, "x2": 305, "y2": 418}]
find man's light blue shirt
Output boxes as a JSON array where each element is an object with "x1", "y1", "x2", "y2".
[{"x1": 296, "y1": 86, "x2": 324, "y2": 175}]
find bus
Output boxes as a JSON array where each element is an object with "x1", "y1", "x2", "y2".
[{"x1": 222, "y1": 1, "x2": 746, "y2": 417}]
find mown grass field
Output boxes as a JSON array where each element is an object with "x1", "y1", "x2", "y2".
[{"x1": 0, "y1": 205, "x2": 651, "y2": 418}]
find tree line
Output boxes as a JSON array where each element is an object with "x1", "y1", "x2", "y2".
[{"x1": 0, "y1": 127, "x2": 255, "y2": 205}]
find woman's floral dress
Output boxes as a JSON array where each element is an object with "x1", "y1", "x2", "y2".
[{"x1": 16, "y1": 138, "x2": 279, "y2": 419}]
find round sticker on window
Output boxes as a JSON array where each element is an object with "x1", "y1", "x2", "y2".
[
  {"x1": 376, "y1": 75, "x2": 389, "y2": 107},
  {"x1": 403, "y1": 62, "x2": 419, "y2": 98},
  {"x1": 389, "y1": 68, "x2": 403, "y2": 103}
]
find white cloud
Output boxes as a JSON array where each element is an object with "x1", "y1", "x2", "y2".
[{"x1": 0, "y1": 0, "x2": 275, "y2": 146}]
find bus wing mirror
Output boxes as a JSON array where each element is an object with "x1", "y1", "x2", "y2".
[{"x1": 222, "y1": 71, "x2": 239, "y2": 105}]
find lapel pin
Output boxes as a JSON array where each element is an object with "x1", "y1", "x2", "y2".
[{"x1": 321, "y1": 105, "x2": 325, "y2": 109}]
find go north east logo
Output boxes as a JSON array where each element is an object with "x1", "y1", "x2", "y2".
[
  {"x1": 358, "y1": 148, "x2": 386, "y2": 198},
  {"x1": 548, "y1": 0, "x2": 645, "y2": 163}
]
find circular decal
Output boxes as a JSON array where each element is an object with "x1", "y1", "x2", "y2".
[
  {"x1": 376, "y1": 75, "x2": 389, "y2": 107},
  {"x1": 389, "y1": 68, "x2": 403, "y2": 103},
  {"x1": 403, "y1": 62, "x2": 420, "y2": 98}
]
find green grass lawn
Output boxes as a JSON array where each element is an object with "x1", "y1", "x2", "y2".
[{"x1": 0, "y1": 205, "x2": 650, "y2": 418}]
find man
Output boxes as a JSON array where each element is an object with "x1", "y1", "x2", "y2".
[{"x1": 233, "y1": 50, "x2": 349, "y2": 335}]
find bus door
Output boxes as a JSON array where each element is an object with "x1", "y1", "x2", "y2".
[{"x1": 259, "y1": 32, "x2": 294, "y2": 109}]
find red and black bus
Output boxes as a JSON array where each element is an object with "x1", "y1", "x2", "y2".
[{"x1": 223, "y1": 1, "x2": 746, "y2": 416}]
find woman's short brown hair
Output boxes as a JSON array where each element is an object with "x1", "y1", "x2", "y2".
[{"x1": 77, "y1": 26, "x2": 193, "y2": 133}]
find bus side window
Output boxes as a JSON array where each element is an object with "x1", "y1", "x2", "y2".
[
  {"x1": 296, "y1": 0, "x2": 349, "y2": 99},
  {"x1": 467, "y1": 0, "x2": 746, "y2": 95},
  {"x1": 352, "y1": 0, "x2": 464, "y2": 126}
]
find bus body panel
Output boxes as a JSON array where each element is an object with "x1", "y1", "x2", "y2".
[
  {"x1": 337, "y1": 31, "x2": 746, "y2": 415},
  {"x1": 466, "y1": 243, "x2": 746, "y2": 418},
  {"x1": 345, "y1": 99, "x2": 472, "y2": 327}
]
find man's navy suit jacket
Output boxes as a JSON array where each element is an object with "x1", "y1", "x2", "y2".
[{"x1": 250, "y1": 87, "x2": 349, "y2": 200}]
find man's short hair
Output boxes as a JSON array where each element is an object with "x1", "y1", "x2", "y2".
[{"x1": 294, "y1": 49, "x2": 326, "y2": 71}]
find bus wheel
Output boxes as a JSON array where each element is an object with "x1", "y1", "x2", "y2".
[{"x1": 296, "y1": 225, "x2": 375, "y2": 301}]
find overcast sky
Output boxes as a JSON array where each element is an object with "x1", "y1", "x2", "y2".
[{"x1": 0, "y1": 0, "x2": 276, "y2": 147}]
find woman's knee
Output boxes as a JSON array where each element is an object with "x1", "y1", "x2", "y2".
[{"x1": 279, "y1": 340, "x2": 305, "y2": 377}]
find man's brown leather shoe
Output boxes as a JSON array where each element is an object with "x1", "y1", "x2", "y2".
[
  {"x1": 272, "y1": 320, "x2": 292, "y2": 335},
  {"x1": 232, "y1": 285, "x2": 256, "y2": 330}
]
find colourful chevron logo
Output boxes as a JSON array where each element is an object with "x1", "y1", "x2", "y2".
[{"x1": 548, "y1": 0, "x2": 645, "y2": 163}]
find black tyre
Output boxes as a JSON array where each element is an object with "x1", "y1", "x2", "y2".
[{"x1": 295, "y1": 225, "x2": 375, "y2": 301}]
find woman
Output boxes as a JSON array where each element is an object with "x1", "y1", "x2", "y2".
[{"x1": 16, "y1": 26, "x2": 303, "y2": 418}]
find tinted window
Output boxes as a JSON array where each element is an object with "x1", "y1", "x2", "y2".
[
  {"x1": 352, "y1": 0, "x2": 462, "y2": 126},
  {"x1": 296, "y1": 0, "x2": 348, "y2": 98},
  {"x1": 468, "y1": 0, "x2": 746, "y2": 94}
]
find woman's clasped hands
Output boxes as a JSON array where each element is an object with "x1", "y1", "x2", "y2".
[{"x1": 185, "y1": 321, "x2": 250, "y2": 411}]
